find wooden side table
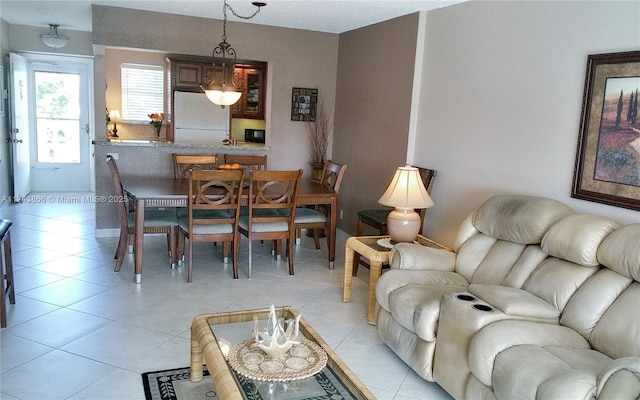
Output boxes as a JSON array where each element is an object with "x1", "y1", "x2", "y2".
[{"x1": 342, "y1": 235, "x2": 451, "y2": 325}]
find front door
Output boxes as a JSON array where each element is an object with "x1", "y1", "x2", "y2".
[
  {"x1": 27, "y1": 55, "x2": 93, "y2": 192},
  {"x1": 8, "y1": 53, "x2": 31, "y2": 200}
]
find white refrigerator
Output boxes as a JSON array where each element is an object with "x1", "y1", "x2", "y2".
[{"x1": 173, "y1": 91, "x2": 230, "y2": 144}]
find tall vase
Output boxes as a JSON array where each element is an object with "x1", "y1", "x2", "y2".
[
  {"x1": 154, "y1": 125, "x2": 161, "y2": 136},
  {"x1": 310, "y1": 162, "x2": 324, "y2": 183}
]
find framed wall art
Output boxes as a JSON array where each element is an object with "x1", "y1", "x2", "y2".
[
  {"x1": 572, "y1": 50, "x2": 640, "y2": 211},
  {"x1": 291, "y1": 87, "x2": 317, "y2": 122}
]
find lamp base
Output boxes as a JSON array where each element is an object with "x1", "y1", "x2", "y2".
[{"x1": 387, "y1": 208, "x2": 421, "y2": 243}]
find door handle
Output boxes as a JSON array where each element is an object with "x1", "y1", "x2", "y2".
[{"x1": 13, "y1": 139, "x2": 23, "y2": 143}]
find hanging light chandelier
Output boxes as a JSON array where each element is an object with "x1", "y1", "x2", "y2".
[
  {"x1": 202, "y1": 1, "x2": 266, "y2": 107},
  {"x1": 40, "y1": 24, "x2": 69, "y2": 49}
]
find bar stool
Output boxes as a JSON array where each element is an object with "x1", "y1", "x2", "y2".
[{"x1": 0, "y1": 219, "x2": 15, "y2": 328}]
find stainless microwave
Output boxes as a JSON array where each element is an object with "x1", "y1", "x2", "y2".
[{"x1": 244, "y1": 129, "x2": 266, "y2": 143}]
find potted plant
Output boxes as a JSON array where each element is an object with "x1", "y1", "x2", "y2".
[{"x1": 307, "y1": 97, "x2": 332, "y2": 182}]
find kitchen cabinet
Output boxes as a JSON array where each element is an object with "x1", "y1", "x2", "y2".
[{"x1": 232, "y1": 67, "x2": 265, "y2": 119}]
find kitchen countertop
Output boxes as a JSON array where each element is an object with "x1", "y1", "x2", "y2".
[{"x1": 93, "y1": 139, "x2": 270, "y2": 150}]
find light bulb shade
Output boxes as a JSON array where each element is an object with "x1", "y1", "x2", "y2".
[
  {"x1": 109, "y1": 110, "x2": 120, "y2": 121},
  {"x1": 378, "y1": 165, "x2": 434, "y2": 209},
  {"x1": 40, "y1": 24, "x2": 69, "y2": 49},
  {"x1": 203, "y1": 88, "x2": 242, "y2": 106}
]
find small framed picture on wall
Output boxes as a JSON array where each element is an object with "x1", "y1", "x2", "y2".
[{"x1": 291, "y1": 87, "x2": 317, "y2": 122}]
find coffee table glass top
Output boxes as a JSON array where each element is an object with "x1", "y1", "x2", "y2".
[
  {"x1": 190, "y1": 306, "x2": 375, "y2": 400},
  {"x1": 356, "y1": 235, "x2": 451, "y2": 252}
]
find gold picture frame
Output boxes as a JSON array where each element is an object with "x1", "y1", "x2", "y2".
[{"x1": 572, "y1": 50, "x2": 640, "y2": 211}]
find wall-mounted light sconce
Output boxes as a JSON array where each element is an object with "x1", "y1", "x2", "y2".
[{"x1": 40, "y1": 24, "x2": 69, "y2": 49}]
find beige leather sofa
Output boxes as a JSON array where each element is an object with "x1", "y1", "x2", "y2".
[{"x1": 375, "y1": 194, "x2": 640, "y2": 399}]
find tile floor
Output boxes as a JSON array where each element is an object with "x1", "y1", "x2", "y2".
[{"x1": 0, "y1": 196, "x2": 451, "y2": 400}]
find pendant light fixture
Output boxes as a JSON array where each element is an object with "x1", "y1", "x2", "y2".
[
  {"x1": 40, "y1": 24, "x2": 70, "y2": 49},
  {"x1": 202, "y1": 1, "x2": 266, "y2": 108}
]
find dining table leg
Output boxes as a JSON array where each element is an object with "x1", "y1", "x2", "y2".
[{"x1": 134, "y1": 198, "x2": 145, "y2": 283}]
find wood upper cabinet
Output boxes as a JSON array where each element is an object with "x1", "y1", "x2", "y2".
[
  {"x1": 231, "y1": 66, "x2": 265, "y2": 119},
  {"x1": 173, "y1": 62, "x2": 205, "y2": 89},
  {"x1": 169, "y1": 56, "x2": 266, "y2": 118}
]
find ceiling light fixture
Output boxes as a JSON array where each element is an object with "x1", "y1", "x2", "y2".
[
  {"x1": 40, "y1": 24, "x2": 69, "y2": 49},
  {"x1": 202, "y1": 1, "x2": 266, "y2": 108}
]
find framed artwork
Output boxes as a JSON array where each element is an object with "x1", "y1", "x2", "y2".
[
  {"x1": 572, "y1": 50, "x2": 640, "y2": 211},
  {"x1": 291, "y1": 87, "x2": 317, "y2": 122}
]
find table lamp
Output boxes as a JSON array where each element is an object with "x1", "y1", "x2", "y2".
[
  {"x1": 378, "y1": 165, "x2": 434, "y2": 243},
  {"x1": 109, "y1": 110, "x2": 120, "y2": 138}
]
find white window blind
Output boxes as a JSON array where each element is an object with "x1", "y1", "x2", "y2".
[{"x1": 121, "y1": 63, "x2": 164, "y2": 121}]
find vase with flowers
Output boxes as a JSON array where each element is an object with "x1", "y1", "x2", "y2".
[
  {"x1": 148, "y1": 113, "x2": 165, "y2": 136},
  {"x1": 307, "y1": 96, "x2": 331, "y2": 182}
]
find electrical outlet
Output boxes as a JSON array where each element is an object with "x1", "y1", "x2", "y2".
[
  {"x1": 339, "y1": 209, "x2": 344, "y2": 220},
  {"x1": 107, "y1": 152, "x2": 119, "y2": 159}
]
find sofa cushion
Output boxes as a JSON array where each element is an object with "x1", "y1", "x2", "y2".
[
  {"x1": 542, "y1": 214, "x2": 621, "y2": 267},
  {"x1": 597, "y1": 223, "x2": 640, "y2": 281},
  {"x1": 472, "y1": 194, "x2": 573, "y2": 245},
  {"x1": 492, "y1": 344, "x2": 612, "y2": 400}
]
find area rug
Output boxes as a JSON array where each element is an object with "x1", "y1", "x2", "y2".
[
  {"x1": 142, "y1": 365, "x2": 357, "y2": 400},
  {"x1": 142, "y1": 366, "x2": 216, "y2": 400}
]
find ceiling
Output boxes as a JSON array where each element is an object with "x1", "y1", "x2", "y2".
[{"x1": 0, "y1": 0, "x2": 462, "y2": 34}]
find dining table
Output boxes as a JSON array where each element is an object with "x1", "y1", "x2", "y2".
[{"x1": 122, "y1": 176, "x2": 338, "y2": 283}]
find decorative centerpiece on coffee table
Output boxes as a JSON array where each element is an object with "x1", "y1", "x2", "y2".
[{"x1": 227, "y1": 305, "x2": 328, "y2": 382}]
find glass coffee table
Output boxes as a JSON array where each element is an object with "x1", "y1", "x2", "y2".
[{"x1": 190, "y1": 306, "x2": 376, "y2": 399}]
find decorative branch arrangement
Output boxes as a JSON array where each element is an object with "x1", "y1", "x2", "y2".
[{"x1": 307, "y1": 96, "x2": 332, "y2": 165}]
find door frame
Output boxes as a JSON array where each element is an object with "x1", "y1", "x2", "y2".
[{"x1": 21, "y1": 52, "x2": 95, "y2": 193}]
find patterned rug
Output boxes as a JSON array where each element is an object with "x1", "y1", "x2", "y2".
[
  {"x1": 142, "y1": 366, "x2": 216, "y2": 400},
  {"x1": 142, "y1": 365, "x2": 357, "y2": 400}
]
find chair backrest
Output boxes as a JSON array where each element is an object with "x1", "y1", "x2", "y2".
[
  {"x1": 320, "y1": 160, "x2": 347, "y2": 194},
  {"x1": 415, "y1": 167, "x2": 437, "y2": 226},
  {"x1": 188, "y1": 168, "x2": 245, "y2": 229},
  {"x1": 173, "y1": 153, "x2": 219, "y2": 179},
  {"x1": 223, "y1": 154, "x2": 267, "y2": 171},
  {"x1": 246, "y1": 169, "x2": 303, "y2": 231},
  {"x1": 106, "y1": 155, "x2": 130, "y2": 227}
]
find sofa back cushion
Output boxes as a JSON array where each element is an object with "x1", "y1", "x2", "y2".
[
  {"x1": 520, "y1": 214, "x2": 621, "y2": 311},
  {"x1": 560, "y1": 224, "x2": 640, "y2": 359},
  {"x1": 472, "y1": 194, "x2": 573, "y2": 244},
  {"x1": 453, "y1": 194, "x2": 573, "y2": 285}
]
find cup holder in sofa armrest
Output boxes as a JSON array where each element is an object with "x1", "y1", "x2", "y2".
[
  {"x1": 472, "y1": 304, "x2": 494, "y2": 312},
  {"x1": 457, "y1": 294, "x2": 477, "y2": 302}
]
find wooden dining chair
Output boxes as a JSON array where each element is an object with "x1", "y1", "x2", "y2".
[
  {"x1": 223, "y1": 154, "x2": 267, "y2": 171},
  {"x1": 238, "y1": 169, "x2": 303, "y2": 278},
  {"x1": 172, "y1": 153, "x2": 219, "y2": 179},
  {"x1": 106, "y1": 155, "x2": 178, "y2": 272},
  {"x1": 177, "y1": 168, "x2": 245, "y2": 282},
  {"x1": 353, "y1": 167, "x2": 437, "y2": 275},
  {"x1": 290, "y1": 160, "x2": 347, "y2": 251}
]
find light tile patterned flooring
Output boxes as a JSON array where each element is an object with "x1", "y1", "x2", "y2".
[{"x1": 0, "y1": 196, "x2": 451, "y2": 400}]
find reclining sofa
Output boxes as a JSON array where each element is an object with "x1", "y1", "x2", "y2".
[{"x1": 375, "y1": 194, "x2": 640, "y2": 399}]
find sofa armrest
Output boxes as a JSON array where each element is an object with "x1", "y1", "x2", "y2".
[
  {"x1": 597, "y1": 357, "x2": 640, "y2": 399},
  {"x1": 468, "y1": 320, "x2": 590, "y2": 387},
  {"x1": 389, "y1": 243, "x2": 456, "y2": 271},
  {"x1": 468, "y1": 284, "x2": 561, "y2": 320}
]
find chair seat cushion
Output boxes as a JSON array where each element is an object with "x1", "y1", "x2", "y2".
[
  {"x1": 358, "y1": 209, "x2": 390, "y2": 225},
  {"x1": 178, "y1": 217, "x2": 234, "y2": 234},
  {"x1": 238, "y1": 216, "x2": 288, "y2": 233},
  {"x1": 280, "y1": 207, "x2": 326, "y2": 223},
  {"x1": 128, "y1": 209, "x2": 177, "y2": 228}
]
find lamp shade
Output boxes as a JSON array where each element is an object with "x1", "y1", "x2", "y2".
[
  {"x1": 378, "y1": 165, "x2": 434, "y2": 209},
  {"x1": 378, "y1": 165, "x2": 434, "y2": 243},
  {"x1": 203, "y1": 88, "x2": 242, "y2": 107},
  {"x1": 109, "y1": 110, "x2": 120, "y2": 121}
]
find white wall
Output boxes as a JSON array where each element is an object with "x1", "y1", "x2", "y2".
[{"x1": 414, "y1": 0, "x2": 640, "y2": 246}]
